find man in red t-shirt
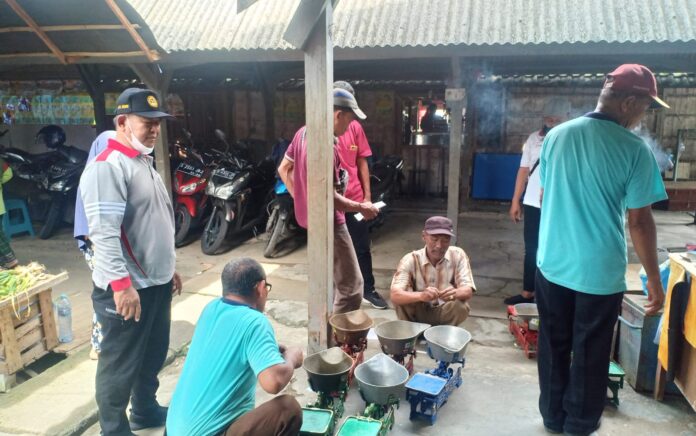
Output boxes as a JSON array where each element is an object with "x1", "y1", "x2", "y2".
[
  {"x1": 334, "y1": 81, "x2": 387, "y2": 309},
  {"x1": 278, "y1": 89, "x2": 378, "y2": 314}
]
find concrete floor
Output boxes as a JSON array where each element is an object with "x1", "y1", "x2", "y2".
[{"x1": 2, "y1": 209, "x2": 695, "y2": 435}]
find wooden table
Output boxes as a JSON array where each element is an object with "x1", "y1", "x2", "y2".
[
  {"x1": 0, "y1": 271, "x2": 68, "y2": 391},
  {"x1": 654, "y1": 254, "x2": 696, "y2": 411}
]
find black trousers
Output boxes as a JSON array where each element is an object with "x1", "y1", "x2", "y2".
[
  {"x1": 92, "y1": 281, "x2": 173, "y2": 436},
  {"x1": 523, "y1": 205, "x2": 541, "y2": 293},
  {"x1": 345, "y1": 212, "x2": 375, "y2": 294},
  {"x1": 535, "y1": 271, "x2": 623, "y2": 434}
]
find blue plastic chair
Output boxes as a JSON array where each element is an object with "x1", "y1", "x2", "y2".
[{"x1": 2, "y1": 198, "x2": 35, "y2": 239}]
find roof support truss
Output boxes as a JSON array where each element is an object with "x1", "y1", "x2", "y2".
[
  {"x1": 4, "y1": 0, "x2": 67, "y2": 64},
  {"x1": 104, "y1": 0, "x2": 159, "y2": 62}
]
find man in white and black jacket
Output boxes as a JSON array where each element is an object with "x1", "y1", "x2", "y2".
[{"x1": 80, "y1": 88, "x2": 182, "y2": 435}]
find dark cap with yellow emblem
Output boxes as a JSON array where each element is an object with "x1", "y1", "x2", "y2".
[{"x1": 114, "y1": 87, "x2": 174, "y2": 119}]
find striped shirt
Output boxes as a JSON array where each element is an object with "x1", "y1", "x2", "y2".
[{"x1": 391, "y1": 246, "x2": 476, "y2": 296}]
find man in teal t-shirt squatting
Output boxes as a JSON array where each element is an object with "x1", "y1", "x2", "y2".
[
  {"x1": 166, "y1": 258, "x2": 303, "y2": 436},
  {"x1": 535, "y1": 64, "x2": 668, "y2": 436}
]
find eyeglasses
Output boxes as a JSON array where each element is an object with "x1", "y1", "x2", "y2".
[{"x1": 264, "y1": 282, "x2": 272, "y2": 294}]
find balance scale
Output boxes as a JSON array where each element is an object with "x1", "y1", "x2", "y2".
[{"x1": 405, "y1": 325, "x2": 472, "y2": 425}]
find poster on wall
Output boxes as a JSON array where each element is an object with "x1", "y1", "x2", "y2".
[{"x1": 1, "y1": 81, "x2": 184, "y2": 125}]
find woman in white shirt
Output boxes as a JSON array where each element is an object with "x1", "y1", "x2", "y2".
[{"x1": 506, "y1": 99, "x2": 570, "y2": 305}]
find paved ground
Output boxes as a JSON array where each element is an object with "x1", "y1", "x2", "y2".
[{"x1": 0, "y1": 209, "x2": 694, "y2": 435}]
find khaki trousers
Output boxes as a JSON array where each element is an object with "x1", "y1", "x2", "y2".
[
  {"x1": 395, "y1": 300, "x2": 470, "y2": 326},
  {"x1": 222, "y1": 395, "x2": 302, "y2": 436},
  {"x1": 333, "y1": 222, "x2": 363, "y2": 313}
]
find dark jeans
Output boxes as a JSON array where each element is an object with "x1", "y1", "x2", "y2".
[
  {"x1": 92, "y1": 281, "x2": 173, "y2": 436},
  {"x1": 523, "y1": 205, "x2": 540, "y2": 293},
  {"x1": 345, "y1": 212, "x2": 375, "y2": 294},
  {"x1": 535, "y1": 271, "x2": 623, "y2": 435}
]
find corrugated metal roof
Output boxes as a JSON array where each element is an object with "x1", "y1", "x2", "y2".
[{"x1": 126, "y1": 0, "x2": 696, "y2": 53}]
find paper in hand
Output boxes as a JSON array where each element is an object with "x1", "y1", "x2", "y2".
[{"x1": 354, "y1": 201, "x2": 386, "y2": 221}]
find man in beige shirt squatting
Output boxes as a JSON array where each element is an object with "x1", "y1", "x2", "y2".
[{"x1": 390, "y1": 216, "x2": 475, "y2": 325}]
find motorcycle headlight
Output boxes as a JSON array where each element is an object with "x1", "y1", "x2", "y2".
[
  {"x1": 180, "y1": 182, "x2": 198, "y2": 193},
  {"x1": 49, "y1": 179, "x2": 66, "y2": 191},
  {"x1": 214, "y1": 184, "x2": 235, "y2": 199}
]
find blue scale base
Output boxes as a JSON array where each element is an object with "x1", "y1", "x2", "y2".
[{"x1": 405, "y1": 360, "x2": 464, "y2": 425}]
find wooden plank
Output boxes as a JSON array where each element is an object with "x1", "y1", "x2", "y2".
[
  {"x1": 14, "y1": 315, "x2": 40, "y2": 339},
  {"x1": 20, "y1": 340, "x2": 47, "y2": 367},
  {"x1": 0, "y1": 24, "x2": 140, "y2": 33},
  {"x1": 17, "y1": 326, "x2": 42, "y2": 353},
  {"x1": 104, "y1": 0, "x2": 159, "y2": 62},
  {"x1": 38, "y1": 288, "x2": 58, "y2": 351},
  {"x1": 0, "y1": 309, "x2": 22, "y2": 374},
  {"x1": 11, "y1": 300, "x2": 39, "y2": 328},
  {"x1": 303, "y1": 3, "x2": 334, "y2": 353},
  {"x1": 0, "y1": 272, "x2": 68, "y2": 311},
  {"x1": 4, "y1": 0, "x2": 67, "y2": 64}
]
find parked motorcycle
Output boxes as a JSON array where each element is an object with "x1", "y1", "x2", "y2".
[
  {"x1": 0, "y1": 125, "x2": 87, "y2": 239},
  {"x1": 200, "y1": 129, "x2": 276, "y2": 255},
  {"x1": 172, "y1": 129, "x2": 216, "y2": 247},
  {"x1": 263, "y1": 178, "x2": 304, "y2": 258},
  {"x1": 368, "y1": 155, "x2": 404, "y2": 231}
]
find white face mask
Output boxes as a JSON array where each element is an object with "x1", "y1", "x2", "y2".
[{"x1": 126, "y1": 118, "x2": 154, "y2": 155}]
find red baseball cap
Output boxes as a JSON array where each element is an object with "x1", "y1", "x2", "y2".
[{"x1": 604, "y1": 64, "x2": 669, "y2": 109}]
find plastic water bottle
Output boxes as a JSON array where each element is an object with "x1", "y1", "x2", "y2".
[{"x1": 56, "y1": 294, "x2": 73, "y2": 343}]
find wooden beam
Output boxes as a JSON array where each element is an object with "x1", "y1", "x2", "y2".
[
  {"x1": 0, "y1": 24, "x2": 141, "y2": 33},
  {"x1": 4, "y1": 0, "x2": 67, "y2": 64},
  {"x1": 446, "y1": 58, "x2": 465, "y2": 241},
  {"x1": 303, "y1": 3, "x2": 334, "y2": 354},
  {"x1": 77, "y1": 64, "x2": 110, "y2": 133},
  {"x1": 237, "y1": 0, "x2": 260, "y2": 13},
  {"x1": 104, "y1": 0, "x2": 158, "y2": 62},
  {"x1": 130, "y1": 63, "x2": 175, "y2": 198},
  {"x1": 283, "y1": 0, "x2": 330, "y2": 50},
  {"x1": 0, "y1": 51, "x2": 156, "y2": 61},
  {"x1": 255, "y1": 63, "x2": 277, "y2": 145}
]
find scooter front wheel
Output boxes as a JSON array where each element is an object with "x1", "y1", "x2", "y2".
[
  {"x1": 200, "y1": 208, "x2": 228, "y2": 255},
  {"x1": 174, "y1": 204, "x2": 193, "y2": 247},
  {"x1": 38, "y1": 196, "x2": 63, "y2": 239}
]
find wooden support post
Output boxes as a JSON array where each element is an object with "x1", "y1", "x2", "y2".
[
  {"x1": 446, "y1": 58, "x2": 465, "y2": 242},
  {"x1": 38, "y1": 289, "x2": 58, "y2": 351},
  {"x1": 77, "y1": 64, "x2": 109, "y2": 134},
  {"x1": 256, "y1": 63, "x2": 277, "y2": 146},
  {"x1": 0, "y1": 309, "x2": 22, "y2": 374},
  {"x1": 130, "y1": 64, "x2": 174, "y2": 199},
  {"x1": 303, "y1": 3, "x2": 334, "y2": 354}
]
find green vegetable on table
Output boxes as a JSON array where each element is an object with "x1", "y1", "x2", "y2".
[{"x1": 0, "y1": 262, "x2": 50, "y2": 319}]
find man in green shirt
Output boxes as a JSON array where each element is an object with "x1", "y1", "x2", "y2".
[{"x1": 536, "y1": 64, "x2": 668, "y2": 435}]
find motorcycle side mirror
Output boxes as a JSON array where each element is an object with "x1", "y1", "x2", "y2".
[{"x1": 215, "y1": 129, "x2": 231, "y2": 153}]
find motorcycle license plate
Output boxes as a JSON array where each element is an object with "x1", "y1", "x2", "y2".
[
  {"x1": 212, "y1": 168, "x2": 237, "y2": 180},
  {"x1": 176, "y1": 162, "x2": 204, "y2": 178}
]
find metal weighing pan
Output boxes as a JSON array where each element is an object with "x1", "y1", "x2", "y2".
[
  {"x1": 514, "y1": 303, "x2": 539, "y2": 324},
  {"x1": 329, "y1": 309, "x2": 373, "y2": 346},
  {"x1": 354, "y1": 353, "x2": 409, "y2": 405},
  {"x1": 303, "y1": 347, "x2": 353, "y2": 393},
  {"x1": 374, "y1": 320, "x2": 430, "y2": 355},
  {"x1": 424, "y1": 325, "x2": 472, "y2": 363}
]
